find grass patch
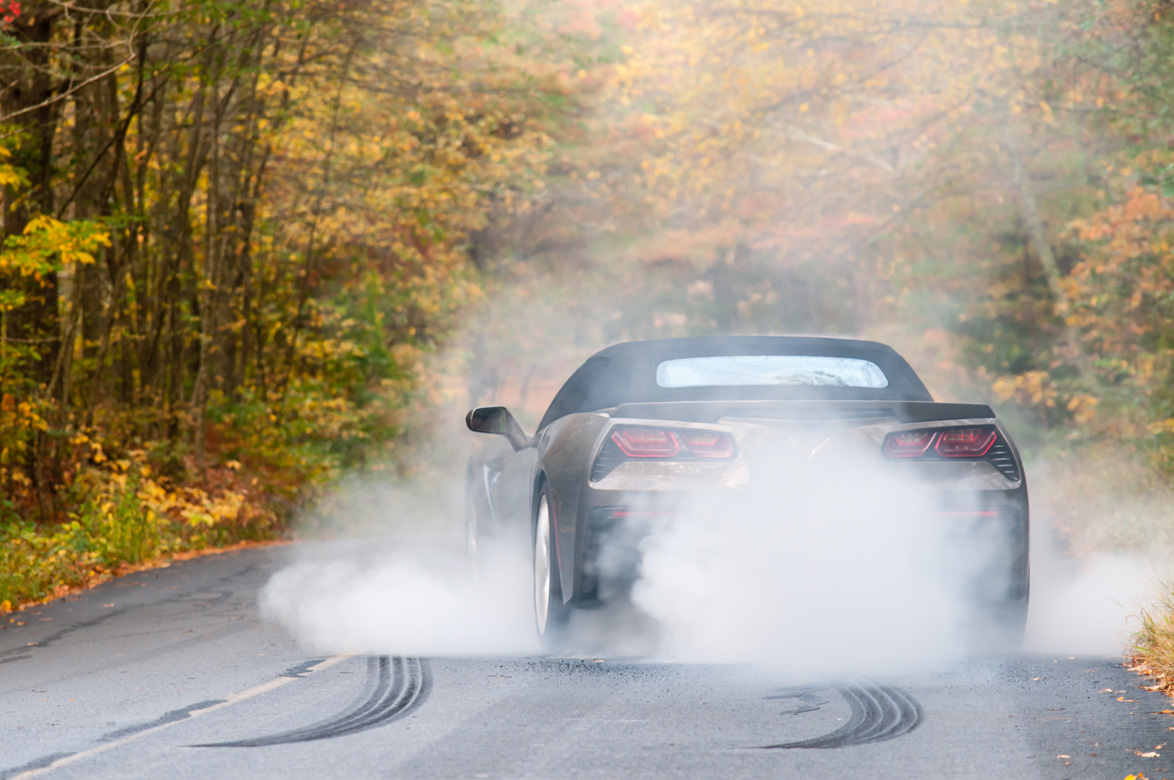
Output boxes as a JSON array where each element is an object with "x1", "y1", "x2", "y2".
[
  {"x1": 1132, "y1": 585, "x2": 1174, "y2": 696},
  {"x1": 0, "y1": 461, "x2": 279, "y2": 612}
]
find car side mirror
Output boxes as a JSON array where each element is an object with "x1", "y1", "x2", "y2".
[{"x1": 465, "y1": 406, "x2": 531, "y2": 451}]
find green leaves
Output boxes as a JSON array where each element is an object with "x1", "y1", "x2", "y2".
[{"x1": 1, "y1": 215, "x2": 111, "y2": 277}]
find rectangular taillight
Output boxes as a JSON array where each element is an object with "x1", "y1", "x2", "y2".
[
  {"x1": 611, "y1": 426, "x2": 682, "y2": 458},
  {"x1": 591, "y1": 425, "x2": 739, "y2": 479},
  {"x1": 882, "y1": 426, "x2": 1000, "y2": 460},
  {"x1": 678, "y1": 430, "x2": 736, "y2": 459},
  {"x1": 934, "y1": 427, "x2": 997, "y2": 458},
  {"x1": 883, "y1": 430, "x2": 937, "y2": 458},
  {"x1": 609, "y1": 425, "x2": 736, "y2": 460}
]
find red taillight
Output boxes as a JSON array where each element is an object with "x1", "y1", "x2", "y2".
[
  {"x1": 607, "y1": 426, "x2": 736, "y2": 460},
  {"x1": 935, "y1": 427, "x2": 997, "y2": 458},
  {"x1": 611, "y1": 426, "x2": 681, "y2": 458},
  {"x1": 680, "y1": 430, "x2": 736, "y2": 459},
  {"x1": 882, "y1": 426, "x2": 1000, "y2": 459},
  {"x1": 883, "y1": 430, "x2": 937, "y2": 458}
]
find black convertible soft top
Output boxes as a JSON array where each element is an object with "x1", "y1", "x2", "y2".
[{"x1": 537, "y1": 336, "x2": 933, "y2": 431}]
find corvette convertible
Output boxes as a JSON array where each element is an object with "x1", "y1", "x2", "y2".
[{"x1": 464, "y1": 336, "x2": 1029, "y2": 648}]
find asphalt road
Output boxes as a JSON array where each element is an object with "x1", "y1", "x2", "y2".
[{"x1": 2, "y1": 545, "x2": 1171, "y2": 779}]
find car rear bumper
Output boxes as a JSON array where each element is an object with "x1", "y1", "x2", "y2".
[{"x1": 571, "y1": 485, "x2": 1030, "y2": 607}]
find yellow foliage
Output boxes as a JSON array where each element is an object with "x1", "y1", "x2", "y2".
[
  {"x1": 0, "y1": 165, "x2": 23, "y2": 188},
  {"x1": 992, "y1": 370, "x2": 1056, "y2": 408},
  {"x1": 1066, "y1": 394, "x2": 1099, "y2": 425}
]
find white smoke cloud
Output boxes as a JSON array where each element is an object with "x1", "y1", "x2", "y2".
[
  {"x1": 570, "y1": 448, "x2": 1007, "y2": 670},
  {"x1": 1021, "y1": 524, "x2": 1168, "y2": 656},
  {"x1": 261, "y1": 530, "x2": 539, "y2": 657}
]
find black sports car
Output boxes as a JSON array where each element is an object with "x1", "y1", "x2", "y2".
[{"x1": 465, "y1": 336, "x2": 1029, "y2": 648}]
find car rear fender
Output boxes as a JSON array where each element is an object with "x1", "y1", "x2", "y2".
[{"x1": 536, "y1": 413, "x2": 612, "y2": 603}]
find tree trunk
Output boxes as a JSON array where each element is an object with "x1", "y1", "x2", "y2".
[
  {"x1": 1002, "y1": 130, "x2": 1093, "y2": 386},
  {"x1": 1, "y1": 7, "x2": 62, "y2": 385}
]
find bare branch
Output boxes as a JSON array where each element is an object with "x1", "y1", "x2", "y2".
[{"x1": 0, "y1": 51, "x2": 135, "y2": 123}]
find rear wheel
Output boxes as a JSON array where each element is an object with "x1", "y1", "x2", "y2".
[
  {"x1": 534, "y1": 485, "x2": 569, "y2": 649},
  {"x1": 464, "y1": 472, "x2": 479, "y2": 579}
]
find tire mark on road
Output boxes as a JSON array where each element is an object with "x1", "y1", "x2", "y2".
[
  {"x1": 0, "y1": 608, "x2": 129, "y2": 662},
  {"x1": 1, "y1": 560, "x2": 262, "y2": 665},
  {"x1": 279, "y1": 657, "x2": 328, "y2": 678},
  {"x1": 763, "y1": 681, "x2": 922, "y2": 749},
  {"x1": 196, "y1": 655, "x2": 431, "y2": 747},
  {"x1": 101, "y1": 700, "x2": 227, "y2": 741},
  {"x1": 0, "y1": 753, "x2": 73, "y2": 780}
]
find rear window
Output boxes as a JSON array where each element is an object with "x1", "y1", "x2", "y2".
[{"x1": 656, "y1": 355, "x2": 890, "y2": 389}]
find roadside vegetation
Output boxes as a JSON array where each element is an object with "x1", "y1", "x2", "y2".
[
  {"x1": 0, "y1": 0, "x2": 571, "y2": 607},
  {"x1": 2, "y1": 0, "x2": 1174, "y2": 682},
  {"x1": 1133, "y1": 589, "x2": 1174, "y2": 695}
]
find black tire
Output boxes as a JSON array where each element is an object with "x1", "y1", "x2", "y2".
[
  {"x1": 464, "y1": 499, "x2": 477, "y2": 578},
  {"x1": 464, "y1": 470, "x2": 479, "y2": 580},
  {"x1": 533, "y1": 482, "x2": 569, "y2": 650}
]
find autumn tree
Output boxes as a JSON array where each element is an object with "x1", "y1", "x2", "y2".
[{"x1": 0, "y1": 0, "x2": 569, "y2": 528}]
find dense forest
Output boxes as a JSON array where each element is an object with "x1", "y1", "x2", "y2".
[{"x1": 1, "y1": 0, "x2": 1173, "y2": 607}]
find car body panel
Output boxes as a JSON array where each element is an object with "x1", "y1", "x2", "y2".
[{"x1": 465, "y1": 336, "x2": 1030, "y2": 613}]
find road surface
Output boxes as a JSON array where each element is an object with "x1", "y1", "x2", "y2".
[{"x1": 1, "y1": 546, "x2": 1170, "y2": 779}]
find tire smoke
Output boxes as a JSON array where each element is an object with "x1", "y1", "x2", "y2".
[
  {"x1": 261, "y1": 532, "x2": 539, "y2": 657},
  {"x1": 259, "y1": 479, "x2": 540, "y2": 658},
  {"x1": 571, "y1": 448, "x2": 1021, "y2": 670},
  {"x1": 259, "y1": 438, "x2": 1168, "y2": 667},
  {"x1": 257, "y1": 323, "x2": 1168, "y2": 666}
]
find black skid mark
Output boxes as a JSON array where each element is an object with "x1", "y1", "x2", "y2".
[
  {"x1": 104, "y1": 699, "x2": 227, "y2": 741},
  {"x1": 0, "y1": 606, "x2": 129, "y2": 660},
  {"x1": 765, "y1": 686, "x2": 831, "y2": 715},
  {"x1": 763, "y1": 681, "x2": 922, "y2": 749},
  {"x1": 0, "y1": 752, "x2": 75, "y2": 780},
  {"x1": 195, "y1": 656, "x2": 431, "y2": 747}
]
